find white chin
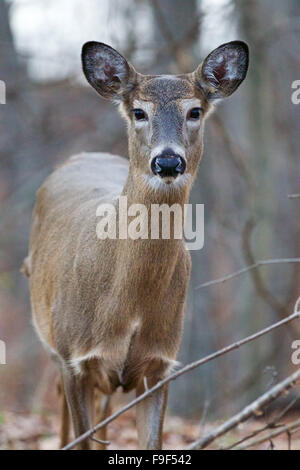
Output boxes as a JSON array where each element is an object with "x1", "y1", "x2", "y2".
[{"x1": 143, "y1": 174, "x2": 191, "y2": 191}]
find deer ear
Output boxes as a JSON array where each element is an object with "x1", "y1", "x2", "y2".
[
  {"x1": 195, "y1": 41, "x2": 249, "y2": 100},
  {"x1": 81, "y1": 41, "x2": 137, "y2": 100}
]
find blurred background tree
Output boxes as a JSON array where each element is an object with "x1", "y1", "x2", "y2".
[{"x1": 0, "y1": 0, "x2": 299, "y2": 424}]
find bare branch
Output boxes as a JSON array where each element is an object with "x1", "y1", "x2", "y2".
[
  {"x1": 236, "y1": 418, "x2": 300, "y2": 450},
  {"x1": 187, "y1": 368, "x2": 300, "y2": 450},
  {"x1": 225, "y1": 395, "x2": 300, "y2": 450},
  {"x1": 89, "y1": 436, "x2": 111, "y2": 446},
  {"x1": 62, "y1": 299, "x2": 300, "y2": 450},
  {"x1": 295, "y1": 296, "x2": 300, "y2": 313},
  {"x1": 195, "y1": 258, "x2": 300, "y2": 290}
]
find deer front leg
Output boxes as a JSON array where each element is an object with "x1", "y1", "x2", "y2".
[
  {"x1": 57, "y1": 375, "x2": 70, "y2": 448},
  {"x1": 61, "y1": 366, "x2": 93, "y2": 450},
  {"x1": 135, "y1": 380, "x2": 168, "y2": 450}
]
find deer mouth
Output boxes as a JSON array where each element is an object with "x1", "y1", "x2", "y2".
[{"x1": 162, "y1": 176, "x2": 177, "y2": 185}]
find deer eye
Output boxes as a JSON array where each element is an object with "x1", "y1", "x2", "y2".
[
  {"x1": 187, "y1": 107, "x2": 202, "y2": 120},
  {"x1": 132, "y1": 109, "x2": 147, "y2": 121}
]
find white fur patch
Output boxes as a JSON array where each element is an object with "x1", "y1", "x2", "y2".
[{"x1": 142, "y1": 173, "x2": 192, "y2": 193}]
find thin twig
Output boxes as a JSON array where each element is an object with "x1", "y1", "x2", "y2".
[
  {"x1": 225, "y1": 395, "x2": 300, "y2": 450},
  {"x1": 287, "y1": 430, "x2": 292, "y2": 451},
  {"x1": 188, "y1": 297, "x2": 300, "y2": 450},
  {"x1": 236, "y1": 418, "x2": 300, "y2": 450},
  {"x1": 295, "y1": 296, "x2": 300, "y2": 313},
  {"x1": 89, "y1": 436, "x2": 111, "y2": 446},
  {"x1": 187, "y1": 369, "x2": 300, "y2": 450},
  {"x1": 62, "y1": 300, "x2": 300, "y2": 450},
  {"x1": 195, "y1": 258, "x2": 300, "y2": 290}
]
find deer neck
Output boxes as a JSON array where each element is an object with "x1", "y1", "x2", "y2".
[{"x1": 110, "y1": 164, "x2": 191, "y2": 302}]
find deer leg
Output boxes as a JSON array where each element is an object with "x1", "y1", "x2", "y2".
[
  {"x1": 61, "y1": 367, "x2": 93, "y2": 450},
  {"x1": 92, "y1": 388, "x2": 112, "y2": 450},
  {"x1": 135, "y1": 379, "x2": 168, "y2": 450},
  {"x1": 57, "y1": 375, "x2": 70, "y2": 448}
]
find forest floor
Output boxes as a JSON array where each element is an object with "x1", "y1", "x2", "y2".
[{"x1": 1, "y1": 408, "x2": 300, "y2": 450}]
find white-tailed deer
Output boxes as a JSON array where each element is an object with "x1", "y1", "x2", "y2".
[{"x1": 23, "y1": 41, "x2": 248, "y2": 449}]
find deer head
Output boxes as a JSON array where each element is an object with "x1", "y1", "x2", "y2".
[{"x1": 82, "y1": 41, "x2": 249, "y2": 191}]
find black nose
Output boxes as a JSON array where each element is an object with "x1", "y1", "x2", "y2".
[{"x1": 151, "y1": 155, "x2": 186, "y2": 178}]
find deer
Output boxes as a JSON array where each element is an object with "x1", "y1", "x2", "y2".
[{"x1": 23, "y1": 40, "x2": 249, "y2": 450}]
